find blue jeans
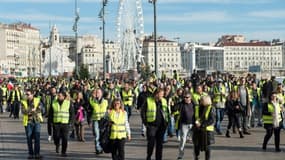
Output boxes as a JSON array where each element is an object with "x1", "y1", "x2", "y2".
[
  {"x1": 163, "y1": 116, "x2": 175, "y2": 141},
  {"x1": 124, "y1": 105, "x2": 132, "y2": 120},
  {"x1": 25, "y1": 122, "x2": 41, "y2": 155},
  {"x1": 92, "y1": 120, "x2": 102, "y2": 152},
  {"x1": 215, "y1": 108, "x2": 225, "y2": 133}
]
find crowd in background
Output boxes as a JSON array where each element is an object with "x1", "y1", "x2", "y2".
[{"x1": 0, "y1": 71, "x2": 284, "y2": 160}]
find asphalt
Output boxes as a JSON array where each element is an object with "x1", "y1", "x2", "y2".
[{"x1": 0, "y1": 110, "x2": 284, "y2": 160}]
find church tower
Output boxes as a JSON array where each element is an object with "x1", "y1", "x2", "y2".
[{"x1": 50, "y1": 25, "x2": 59, "y2": 45}]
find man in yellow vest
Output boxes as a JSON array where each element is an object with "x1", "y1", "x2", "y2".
[
  {"x1": 141, "y1": 88, "x2": 170, "y2": 160},
  {"x1": 121, "y1": 81, "x2": 135, "y2": 120},
  {"x1": 21, "y1": 89, "x2": 43, "y2": 159},
  {"x1": 89, "y1": 88, "x2": 108, "y2": 154},
  {"x1": 8, "y1": 84, "x2": 21, "y2": 119},
  {"x1": 48, "y1": 91, "x2": 74, "y2": 157},
  {"x1": 213, "y1": 79, "x2": 226, "y2": 135}
]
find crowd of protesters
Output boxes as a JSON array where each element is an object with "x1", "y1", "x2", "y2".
[{"x1": 0, "y1": 71, "x2": 284, "y2": 160}]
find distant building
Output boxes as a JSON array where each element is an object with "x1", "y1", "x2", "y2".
[
  {"x1": 181, "y1": 43, "x2": 224, "y2": 76},
  {"x1": 142, "y1": 35, "x2": 182, "y2": 77},
  {"x1": 219, "y1": 40, "x2": 284, "y2": 75},
  {"x1": 0, "y1": 22, "x2": 40, "y2": 77}
]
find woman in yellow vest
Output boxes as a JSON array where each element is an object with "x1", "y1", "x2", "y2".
[
  {"x1": 262, "y1": 92, "x2": 283, "y2": 152},
  {"x1": 192, "y1": 95, "x2": 215, "y2": 160},
  {"x1": 108, "y1": 98, "x2": 131, "y2": 160}
]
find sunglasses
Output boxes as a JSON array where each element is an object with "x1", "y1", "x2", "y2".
[
  {"x1": 184, "y1": 96, "x2": 191, "y2": 99},
  {"x1": 26, "y1": 93, "x2": 31, "y2": 96}
]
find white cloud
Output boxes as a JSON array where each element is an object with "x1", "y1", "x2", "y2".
[
  {"x1": 144, "y1": 11, "x2": 231, "y2": 23},
  {"x1": 249, "y1": 10, "x2": 285, "y2": 19}
]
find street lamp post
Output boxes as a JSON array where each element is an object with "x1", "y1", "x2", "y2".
[
  {"x1": 73, "y1": 0, "x2": 80, "y2": 78},
  {"x1": 148, "y1": 0, "x2": 158, "y2": 76},
  {"x1": 99, "y1": 0, "x2": 108, "y2": 80}
]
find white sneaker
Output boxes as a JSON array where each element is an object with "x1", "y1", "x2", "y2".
[
  {"x1": 48, "y1": 136, "x2": 52, "y2": 142},
  {"x1": 177, "y1": 136, "x2": 181, "y2": 142}
]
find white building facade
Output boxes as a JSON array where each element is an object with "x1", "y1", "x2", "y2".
[
  {"x1": 142, "y1": 36, "x2": 182, "y2": 77},
  {"x1": 0, "y1": 22, "x2": 41, "y2": 77}
]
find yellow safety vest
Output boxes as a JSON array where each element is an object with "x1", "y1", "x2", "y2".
[
  {"x1": 213, "y1": 85, "x2": 226, "y2": 103},
  {"x1": 89, "y1": 98, "x2": 108, "y2": 121},
  {"x1": 263, "y1": 103, "x2": 282, "y2": 124},
  {"x1": 122, "y1": 90, "x2": 133, "y2": 106},
  {"x1": 52, "y1": 100, "x2": 70, "y2": 124},
  {"x1": 146, "y1": 97, "x2": 169, "y2": 123},
  {"x1": 192, "y1": 92, "x2": 207, "y2": 105},
  {"x1": 21, "y1": 98, "x2": 43, "y2": 126},
  {"x1": 11, "y1": 90, "x2": 21, "y2": 102},
  {"x1": 109, "y1": 110, "x2": 127, "y2": 140},
  {"x1": 195, "y1": 105, "x2": 214, "y2": 131},
  {"x1": 2, "y1": 87, "x2": 7, "y2": 97}
]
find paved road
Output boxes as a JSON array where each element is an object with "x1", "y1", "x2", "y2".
[{"x1": 0, "y1": 111, "x2": 284, "y2": 160}]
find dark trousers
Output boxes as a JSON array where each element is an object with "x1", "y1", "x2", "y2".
[
  {"x1": 47, "y1": 119, "x2": 52, "y2": 136},
  {"x1": 240, "y1": 106, "x2": 248, "y2": 131},
  {"x1": 111, "y1": 139, "x2": 126, "y2": 160},
  {"x1": 53, "y1": 124, "x2": 69, "y2": 154},
  {"x1": 263, "y1": 125, "x2": 281, "y2": 150},
  {"x1": 25, "y1": 122, "x2": 41, "y2": 156},
  {"x1": 124, "y1": 105, "x2": 132, "y2": 120},
  {"x1": 146, "y1": 125, "x2": 166, "y2": 160},
  {"x1": 227, "y1": 113, "x2": 241, "y2": 130},
  {"x1": 0, "y1": 100, "x2": 3, "y2": 113},
  {"x1": 194, "y1": 145, "x2": 211, "y2": 160},
  {"x1": 10, "y1": 101, "x2": 20, "y2": 118}
]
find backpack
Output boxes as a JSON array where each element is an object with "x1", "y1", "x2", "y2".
[{"x1": 99, "y1": 117, "x2": 112, "y2": 153}]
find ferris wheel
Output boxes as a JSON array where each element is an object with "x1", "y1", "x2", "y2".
[{"x1": 116, "y1": 0, "x2": 144, "y2": 72}]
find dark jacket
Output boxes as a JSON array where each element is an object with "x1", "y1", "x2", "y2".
[
  {"x1": 192, "y1": 105, "x2": 215, "y2": 149},
  {"x1": 225, "y1": 99, "x2": 243, "y2": 114}
]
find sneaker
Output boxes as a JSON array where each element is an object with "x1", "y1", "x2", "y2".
[
  {"x1": 96, "y1": 150, "x2": 103, "y2": 155},
  {"x1": 48, "y1": 136, "x2": 52, "y2": 142},
  {"x1": 177, "y1": 136, "x2": 181, "y2": 142},
  {"x1": 177, "y1": 157, "x2": 183, "y2": 160}
]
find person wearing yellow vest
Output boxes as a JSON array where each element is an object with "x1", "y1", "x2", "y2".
[
  {"x1": 48, "y1": 91, "x2": 74, "y2": 157},
  {"x1": 213, "y1": 79, "x2": 226, "y2": 135},
  {"x1": 89, "y1": 88, "x2": 108, "y2": 154},
  {"x1": 8, "y1": 84, "x2": 22, "y2": 119},
  {"x1": 121, "y1": 81, "x2": 134, "y2": 120},
  {"x1": 249, "y1": 82, "x2": 262, "y2": 127},
  {"x1": 21, "y1": 89, "x2": 43, "y2": 159},
  {"x1": 192, "y1": 85, "x2": 207, "y2": 106},
  {"x1": 262, "y1": 92, "x2": 283, "y2": 152},
  {"x1": 192, "y1": 95, "x2": 215, "y2": 160},
  {"x1": 108, "y1": 98, "x2": 131, "y2": 160},
  {"x1": 0, "y1": 84, "x2": 4, "y2": 113},
  {"x1": 141, "y1": 88, "x2": 170, "y2": 160},
  {"x1": 237, "y1": 77, "x2": 251, "y2": 135},
  {"x1": 1, "y1": 83, "x2": 8, "y2": 112}
]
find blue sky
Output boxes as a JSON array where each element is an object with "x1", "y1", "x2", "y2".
[{"x1": 0, "y1": 0, "x2": 284, "y2": 42}]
